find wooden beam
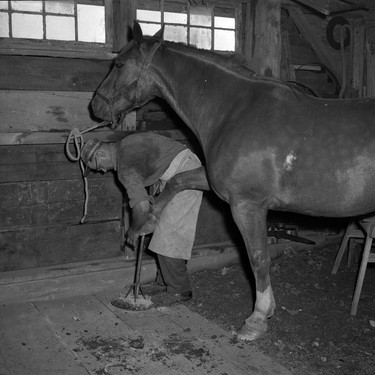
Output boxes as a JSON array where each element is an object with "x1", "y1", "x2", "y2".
[
  {"x1": 0, "y1": 90, "x2": 97, "y2": 133},
  {"x1": 0, "y1": 129, "x2": 188, "y2": 145},
  {"x1": 282, "y1": 0, "x2": 367, "y2": 15},
  {"x1": 246, "y1": 0, "x2": 281, "y2": 77},
  {"x1": 0, "y1": 179, "x2": 122, "y2": 226},
  {"x1": 0, "y1": 55, "x2": 112, "y2": 91},
  {"x1": 0, "y1": 221, "x2": 122, "y2": 271},
  {"x1": 286, "y1": 6, "x2": 342, "y2": 82},
  {"x1": 112, "y1": 0, "x2": 136, "y2": 52},
  {"x1": 366, "y1": 43, "x2": 375, "y2": 97},
  {"x1": 351, "y1": 18, "x2": 366, "y2": 97}
]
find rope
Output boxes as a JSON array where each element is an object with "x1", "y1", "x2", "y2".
[{"x1": 65, "y1": 122, "x2": 110, "y2": 223}]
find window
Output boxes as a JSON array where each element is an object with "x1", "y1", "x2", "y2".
[
  {"x1": 0, "y1": 0, "x2": 113, "y2": 58},
  {"x1": 136, "y1": 0, "x2": 237, "y2": 52}
]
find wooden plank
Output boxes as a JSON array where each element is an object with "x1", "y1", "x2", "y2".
[
  {"x1": 282, "y1": 0, "x2": 367, "y2": 15},
  {"x1": 95, "y1": 292, "x2": 292, "y2": 374},
  {"x1": 245, "y1": 0, "x2": 281, "y2": 77},
  {"x1": 0, "y1": 144, "x2": 70, "y2": 165},
  {"x1": 366, "y1": 43, "x2": 375, "y2": 97},
  {"x1": 261, "y1": 0, "x2": 281, "y2": 77},
  {"x1": 34, "y1": 295, "x2": 205, "y2": 375},
  {"x1": 0, "y1": 179, "x2": 122, "y2": 227},
  {"x1": 93, "y1": 292, "x2": 248, "y2": 374},
  {"x1": 112, "y1": 0, "x2": 135, "y2": 51},
  {"x1": 0, "y1": 55, "x2": 112, "y2": 91},
  {"x1": 1, "y1": 178, "x2": 120, "y2": 209},
  {"x1": 0, "y1": 302, "x2": 88, "y2": 375},
  {"x1": 0, "y1": 38, "x2": 115, "y2": 59},
  {"x1": 0, "y1": 129, "x2": 188, "y2": 145},
  {"x1": 351, "y1": 19, "x2": 365, "y2": 98},
  {"x1": 0, "y1": 234, "x2": 340, "y2": 303},
  {"x1": 0, "y1": 221, "x2": 122, "y2": 271},
  {"x1": 33, "y1": 295, "x2": 146, "y2": 375},
  {"x1": 0, "y1": 90, "x2": 97, "y2": 132},
  {"x1": 0, "y1": 90, "x2": 192, "y2": 136},
  {"x1": 162, "y1": 305, "x2": 294, "y2": 375},
  {"x1": 0, "y1": 161, "x2": 82, "y2": 182}
]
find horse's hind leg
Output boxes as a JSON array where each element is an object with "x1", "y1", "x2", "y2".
[{"x1": 230, "y1": 200, "x2": 275, "y2": 341}]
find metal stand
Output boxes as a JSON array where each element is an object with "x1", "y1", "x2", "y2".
[{"x1": 125, "y1": 234, "x2": 146, "y2": 302}]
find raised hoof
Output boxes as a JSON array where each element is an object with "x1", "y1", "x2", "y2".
[{"x1": 237, "y1": 320, "x2": 268, "y2": 341}]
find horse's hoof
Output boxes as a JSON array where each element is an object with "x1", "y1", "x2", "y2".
[{"x1": 237, "y1": 321, "x2": 267, "y2": 341}]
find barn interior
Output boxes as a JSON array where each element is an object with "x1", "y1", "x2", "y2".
[{"x1": 1, "y1": 1, "x2": 374, "y2": 374}]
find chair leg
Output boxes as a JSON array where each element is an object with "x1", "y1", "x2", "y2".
[
  {"x1": 332, "y1": 222, "x2": 355, "y2": 274},
  {"x1": 351, "y1": 236, "x2": 372, "y2": 316}
]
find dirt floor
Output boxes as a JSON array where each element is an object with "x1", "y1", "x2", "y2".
[{"x1": 186, "y1": 242, "x2": 375, "y2": 375}]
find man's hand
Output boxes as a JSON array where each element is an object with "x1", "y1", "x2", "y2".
[{"x1": 125, "y1": 200, "x2": 150, "y2": 249}]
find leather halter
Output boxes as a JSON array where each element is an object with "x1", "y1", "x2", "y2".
[{"x1": 95, "y1": 41, "x2": 162, "y2": 123}]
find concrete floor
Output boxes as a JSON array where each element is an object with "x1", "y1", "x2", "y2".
[{"x1": 0, "y1": 287, "x2": 294, "y2": 375}]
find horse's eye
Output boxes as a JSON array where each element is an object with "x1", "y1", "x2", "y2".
[{"x1": 115, "y1": 61, "x2": 124, "y2": 69}]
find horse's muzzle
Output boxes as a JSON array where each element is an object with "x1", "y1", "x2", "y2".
[{"x1": 91, "y1": 95, "x2": 112, "y2": 122}]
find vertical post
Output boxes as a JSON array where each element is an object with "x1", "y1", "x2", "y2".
[
  {"x1": 112, "y1": 0, "x2": 136, "y2": 52},
  {"x1": 243, "y1": 0, "x2": 281, "y2": 78}
]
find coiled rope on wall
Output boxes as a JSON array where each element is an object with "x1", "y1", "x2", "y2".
[{"x1": 65, "y1": 122, "x2": 110, "y2": 223}]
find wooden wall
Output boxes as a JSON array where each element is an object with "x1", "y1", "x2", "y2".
[
  {"x1": 3, "y1": 0, "x2": 374, "y2": 273},
  {"x1": 0, "y1": 55, "x2": 244, "y2": 272},
  {"x1": 281, "y1": 2, "x2": 375, "y2": 98},
  {"x1": 0, "y1": 83, "x2": 243, "y2": 272}
]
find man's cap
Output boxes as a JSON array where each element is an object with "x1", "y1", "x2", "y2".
[
  {"x1": 81, "y1": 139, "x2": 103, "y2": 165},
  {"x1": 81, "y1": 139, "x2": 103, "y2": 177}
]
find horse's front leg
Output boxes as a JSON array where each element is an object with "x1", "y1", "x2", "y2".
[
  {"x1": 230, "y1": 201, "x2": 275, "y2": 341},
  {"x1": 140, "y1": 166, "x2": 210, "y2": 234}
]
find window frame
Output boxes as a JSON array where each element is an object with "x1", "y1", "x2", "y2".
[
  {"x1": 136, "y1": 0, "x2": 242, "y2": 52},
  {"x1": 0, "y1": 0, "x2": 115, "y2": 59}
]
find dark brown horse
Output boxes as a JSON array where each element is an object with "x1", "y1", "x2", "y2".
[{"x1": 91, "y1": 22, "x2": 375, "y2": 341}]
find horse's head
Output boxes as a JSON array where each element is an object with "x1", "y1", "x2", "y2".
[{"x1": 91, "y1": 21, "x2": 164, "y2": 125}]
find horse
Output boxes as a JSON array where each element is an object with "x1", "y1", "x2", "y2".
[{"x1": 91, "y1": 21, "x2": 375, "y2": 341}]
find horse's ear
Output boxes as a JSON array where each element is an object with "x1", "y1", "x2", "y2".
[
  {"x1": 153, "y1": 25, "x2": 164, "y2": 41},
  {"x1": 133, "y1": 21, "x2": 143, "y2": 43}
]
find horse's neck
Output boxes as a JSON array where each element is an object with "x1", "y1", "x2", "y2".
[{"x1": 152, "y1": 47, "x2": 221, "y2": 145}]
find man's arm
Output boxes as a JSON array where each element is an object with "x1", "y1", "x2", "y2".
[
  {"x1": 118, "y1": 166, "x2": 151, "y2": 249},
  {"x1": 126, "y1": 200, "x2": 150, "y2": 248}
]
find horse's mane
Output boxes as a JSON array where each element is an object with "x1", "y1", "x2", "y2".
[
  {"x1": 154, "y1": 38, "x2": 302, "y2": 96},
  {"x1": 161, "y1": 39, "x2": 257, "y2": 80}
]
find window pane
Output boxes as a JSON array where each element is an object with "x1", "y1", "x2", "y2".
[
  {"x1": 46, "y1": 15, "x2": 75, "y2": 40},
  {"x1": 46, "y1": 0, "x2": 74, "y2": 15},
  {"x1": 215, "y1": 16, "x2": 235, "y2": 29},
  {"x1": 12, "y1": 13, "x2": 43, "y2": 39},
  {"x1": 190, "y1": 7, "x2": 211, "y2": 27},
  {"x1": 137, "y1": 9, "x2": 161, "y2": 23},
  {"x1": 165, "y1": 25, "x2": 187, "y2": 43},
  {"x1": 77, "y1": 4, "x2": 105, "y2": 43},
  {"x1": 164, "y1": 12, "x2": 187, "y2": 24},
  {"x1": 190, "y1": 27, "x2": 211, "y2": 49},
  {"x1": 214, "y1": 29, "x2": 235, "y2": 51},
  {"x1": 139, "y1": 22, "x2": 161, "y2": 37},
  {"x1": 11, "y1": 1, "x2": 42, "y2": 12},
  {"x1": 0, "y1": 1, "x2": 8, "y2": 10},
  {"x1": 0, "y1": 12, "x2": 9, "y2": 36}
]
